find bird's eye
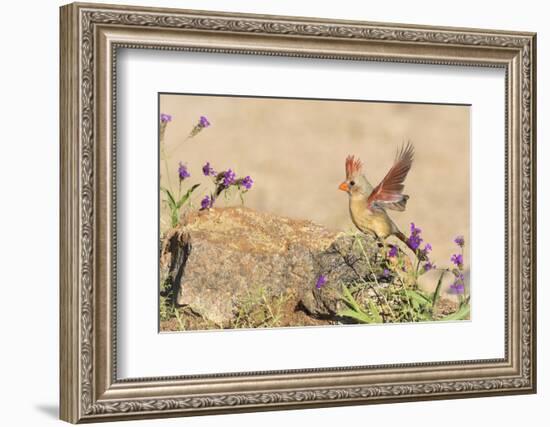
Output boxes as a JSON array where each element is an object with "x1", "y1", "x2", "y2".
[{"x1": 350, "y1": 180, "x2": 355, "y2": 186}]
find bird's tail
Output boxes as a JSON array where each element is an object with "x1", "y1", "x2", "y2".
[
  {"x1": 386, "y1": 194, "x2": 409, "y2": 212},
  {"x1": 395, "y1": 230, "x2": 410, "y2": 248}
]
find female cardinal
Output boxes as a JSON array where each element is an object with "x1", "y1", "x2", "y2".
[{"x1": 339, "y1": 142, "x2": 414, "y2": 250}]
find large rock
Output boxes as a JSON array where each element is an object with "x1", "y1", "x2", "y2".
[{"x1": 160, "y1": 207, "x2": 386, "y2": 325}]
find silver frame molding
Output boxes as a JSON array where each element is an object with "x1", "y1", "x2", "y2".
[{"x1": 60, "y1": 2, "x2": 536, "y2": 423}]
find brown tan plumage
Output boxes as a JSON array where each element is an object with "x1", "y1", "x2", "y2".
[{"x1": 339, "y1": 142, "x2": 415, "y2": 249}]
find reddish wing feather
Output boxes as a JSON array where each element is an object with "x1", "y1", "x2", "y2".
[{"x1": 367, "y1": 142, "x2": 414, "y2": 208}]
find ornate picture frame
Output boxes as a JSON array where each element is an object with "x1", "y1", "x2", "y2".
[{"x1": 60, "y1": 2, "x2": 536, "y2": 423}]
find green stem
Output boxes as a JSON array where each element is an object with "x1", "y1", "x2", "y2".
[
  {"x1": 166, "y1": 136, "x2": 191, "y2": 158},
  {"x1": 432, "y1": 270, "x2": 447, "y2": 311},
  {"x1": 414, "y1": 257, "x2": 422, "y2": 284}
]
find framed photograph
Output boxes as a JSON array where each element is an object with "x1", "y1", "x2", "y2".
[{"x1": 60, "y1": 2, "x2": 537, "y2": 423}]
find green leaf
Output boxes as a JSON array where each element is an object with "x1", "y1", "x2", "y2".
[
  {"x1": 171, "y1": 210, "x2": 179, "y2": 228},
  {"x1": 367, "y1": 299, "x2": 383, "y2": 323},
  {"x1": 176, "y1": 184, "x2": 200, "y2": 208},
  {"x1": 440, "y1": 304, "x2": 470, "y2": 321},
  {"x1": 338, "y1": 308, "x2": 373, "y2": 324},
  {"x1": 406, "y1": 290, "x2": 431, "y2": 306},
  {"x1": 341, "y1": 285, "x2": 363, "y2": 312},
  {"x1": 161, "y1": 187, "x2": 176, "y2": 209},
  {"x1": 417, "y1": 311, "x2": 432, "y2": 321},
  {"x1": 338, "y1": 285, "x2": 383, "y2": 324}
]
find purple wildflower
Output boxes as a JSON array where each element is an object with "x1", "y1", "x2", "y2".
[
  {"x1": 408, "y1": 222, "x2": 423, "y2": 251},
  {"x1": 315, "y1": 275, "x2": 328, "y2": 289},
  {"x1": 178, "y1": 162, "x2": 190, "y2": 181},
  {"x1": 388, "y1": 245, "x2": 398, "y2": 258},
  {"x1": 418, "y1": 243, "x2": 432, "y2": 260},
  {"x1": 382, "y1": 268, "x2": 391, "y2": 278},
  {"x1": 200, "y1": 195, "x2": 213, "y2": 210},
  {"x1": 454, "y1": 235, "x2": 465, "y2": 247},
  {"x1": 423, "y1": 261, "x2": 435, "y2": 272},
  {"x1": 410, "y1": 222, "x2": 422, "y2": 236},
  {"x1": 222, "y1": 169, "x2": 236, "y2": 187},
  {"x1": 408, "y1": 234, "x2": 423, "y2": 251},
  {"x1": 450, "y1": 270, "x2": 465, "y2": 294},
  {"x1": 451, "y1": 253, "x2": 463, "y2": 267},
  {"x1": 160, "y1": 113, "x2": 172, "y2": 123},
  {"x1": 450, "y1": 281, "x2": 465, "y2": 294},
  {"x1": 202, "y1": 162, "x2": 216, "y2": 177},
  {"x1": 240, "y1": 175, "x2": 254, "y2": 190},
  {"x1": 188, "y1": 115, "x2": 212, "y2": 138}
]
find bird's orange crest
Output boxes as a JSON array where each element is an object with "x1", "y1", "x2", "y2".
[{"x1": 345, "y1": 155, "x2": 363, "y2": 180}]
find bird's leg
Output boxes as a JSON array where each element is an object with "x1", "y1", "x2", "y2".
[
  {"x1": 360, "y1": 231, "x2": 385, "y2": 262},
  {"x1": 380, "y1": 239, "x2": 392, "y2": 264},
  {"x1": 360, "y1": 230, "x2": 381, "y2": 247},
  {"x1": 364, "y1": 231, "x2": 382, "y2": 247},
  {"x1": 374, "y1": 236, "x2": 389, "y2": 261}
]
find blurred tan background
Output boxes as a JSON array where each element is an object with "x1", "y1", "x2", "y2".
[{"x1": 160, "y1": 94, "x2": 470, "y2": 271}]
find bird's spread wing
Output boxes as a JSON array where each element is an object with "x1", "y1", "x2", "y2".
[{"x1": 367, "y1": 142, "x2": 414, "y2": 210}]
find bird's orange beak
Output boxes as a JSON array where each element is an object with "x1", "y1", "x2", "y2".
[{"x1": 339, "y1": 182, "x2": 349, "y2": 192}]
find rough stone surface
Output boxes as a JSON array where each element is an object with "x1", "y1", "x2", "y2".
[
  {"x1": 303, "y1": 232, "x2": 385, "y2": 316},
  {"x1": 160, "y1": 207, "x2": 385, "y2": 325}
]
